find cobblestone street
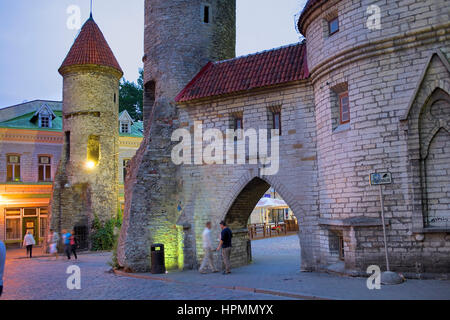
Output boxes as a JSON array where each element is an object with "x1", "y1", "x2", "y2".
[
  {"x1": 1, "y1": 236, "x2": 449, "y2": 300},
  {"x1": 1, "y1": 251, "x2": 286, "y2": 300}
]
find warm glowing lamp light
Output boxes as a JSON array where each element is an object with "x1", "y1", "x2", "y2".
[{"x1": 86, "y1": 160, "x2": 96, "y2": 170}]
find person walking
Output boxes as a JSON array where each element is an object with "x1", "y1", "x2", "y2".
[
  {"x1": 0, "y1": 240, "x2": 6, "y2": 297},
  {"x1": 216, "y1": 221, "x2": 232, "y2": 274},
  {"x1": 23, "y1": 231, "x2": 36, "y2": 258},
  {"x1": 62, "y1": 229, "x2": 72, "y2": 260},
  {"x1": 69, "y1": 230, "x2": 78, "y2": 260},
  {"x1": 49, "y1": 229, "x2": 59, "y2": 260},
  {"x1": 199, "y1": 222, "x2": 218, "y2": 274}
]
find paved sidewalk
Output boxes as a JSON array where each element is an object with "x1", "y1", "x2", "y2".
[{"x1": 130, "y1": 236, "x2": 450, "y2": 300}]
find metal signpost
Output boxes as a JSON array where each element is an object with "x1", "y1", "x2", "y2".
[
  {"x1": 370, "y1": 172, "x2": 403, "y2": 284},
  {"x1": 370, "y1": 172, "x2": 392, "y2": 271}
]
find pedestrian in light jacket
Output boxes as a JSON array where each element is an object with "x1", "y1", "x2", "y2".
[
  {"x1": 199, "y1": 221, "x2": 219, "y2": 274},
  {"x1": 23, "y1": 231, "x2": 36, "y2": 258}
]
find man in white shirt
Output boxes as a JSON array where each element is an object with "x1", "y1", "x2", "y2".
[{"x1": 199, "y1": 221, "x2": 219, "y2": 274}]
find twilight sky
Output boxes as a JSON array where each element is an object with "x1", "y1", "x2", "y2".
[{"x1": 0, "y1": 0, "x2": 307, "y2": 107}]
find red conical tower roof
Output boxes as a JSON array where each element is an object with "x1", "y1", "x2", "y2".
[{"x1": 59, "y1": 16, "x2": 123, "y2": 75}]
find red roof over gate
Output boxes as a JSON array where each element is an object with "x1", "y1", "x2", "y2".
[{"x1": 175, "y1": 42, "x2": 309, "y2": 103}]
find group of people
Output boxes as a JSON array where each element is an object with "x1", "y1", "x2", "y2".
[
  {"x1": 199, "y1": 221, "x2": 233, "y2": 275},
  {"x1": 49, "y1": 229, "x2": 78, "y2": 260},
  {"x1": 22, "y1": 229, "x2": 78, "y2": 260}
]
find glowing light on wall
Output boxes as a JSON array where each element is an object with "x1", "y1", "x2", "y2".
[{"x1": 85, "y1": 160, "x2": 96, "y2": 170}]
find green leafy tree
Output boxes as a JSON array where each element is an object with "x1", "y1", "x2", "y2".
[{"x1": 119, "y1": 69, "x2": 144, "y2": 121}]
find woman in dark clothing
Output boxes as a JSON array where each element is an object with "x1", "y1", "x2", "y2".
[{"x1": 69, "y1": 230, "x2": 78, "y2": 260}]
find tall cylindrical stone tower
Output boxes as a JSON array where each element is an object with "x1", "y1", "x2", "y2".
[
  {"x1": 118, "y1": 0, "x2": 236, "y2": 272},
  {"x1": 298, "y1": 0, "x2": 450, "y2": 273},
  {"x1": 50, "y1": 16, "x2": 123, "y2": 248}
]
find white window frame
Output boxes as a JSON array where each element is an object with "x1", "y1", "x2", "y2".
[{"x1": 120, "y1": 121, "x2": 131, "y2": 134}]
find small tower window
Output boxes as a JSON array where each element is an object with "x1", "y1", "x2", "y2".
[
  {"x1": 203, "y1": 4, "x2": 211, "y2": 24},
  {"x1": 328, "y1": 16, "x2": 339, "y2": 35}
]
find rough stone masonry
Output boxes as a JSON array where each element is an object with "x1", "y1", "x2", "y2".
[
  {"x1": 50, "y1": 17, "x2": 123, "y2": 248},
  {"x1": 118, "y1": 0, "x2": 450, "y2": 274}
]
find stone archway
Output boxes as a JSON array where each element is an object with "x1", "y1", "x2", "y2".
[{"x1": 219, "y1": 175, "x2": 312, "y2": 271}]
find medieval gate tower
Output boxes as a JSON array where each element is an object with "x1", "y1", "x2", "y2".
[
  {"x1": 117, "y1": 0, "x2": 236, "y2": 271},
  {"x1": 50, "y1": 16, "x2": 123, "y2": 247}
]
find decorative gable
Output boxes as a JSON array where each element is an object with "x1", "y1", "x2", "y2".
[
  {"x1": 30, "y1": 103, "x2": 56, "y2": 128},
  {"x1": 119, "y1": 110, "x2": 134, "y2": 134}
]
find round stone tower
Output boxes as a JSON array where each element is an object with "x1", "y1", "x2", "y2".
[
  {"x1": 118, "y1": 0, "x2": 236, "y2": 272},
  {"x1": 50, "y1": 15, "x2": 123, "y2": 248},
  {"x1": 142, "y1": 0, "x2": 236, "y2": 123},
  {"x1": 298, "y1": 0, "x2": 450, "y2": 273}
]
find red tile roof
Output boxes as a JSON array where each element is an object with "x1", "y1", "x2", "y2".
[
  {"x1": 297, "y1": 0, "x2": 328, "y2": 34},
  {"x1": 59, "y1": 16, "x2": 123, "y2": 75},
  {"x1": 175, "y1": 42, "x2": 309, "y2": 103}
]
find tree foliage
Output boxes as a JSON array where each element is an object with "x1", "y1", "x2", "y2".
[{"x1": 119, "y1": 69, "x2": 144, "y2": 121}]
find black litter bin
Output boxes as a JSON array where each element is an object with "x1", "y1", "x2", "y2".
[{"x1": 151, "y1": 243, "x2": 166, "y2": 274}]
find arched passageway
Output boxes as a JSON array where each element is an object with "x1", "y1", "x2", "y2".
[{"x1": 222, "y1": 177, "x2": 301, "y2": 270}]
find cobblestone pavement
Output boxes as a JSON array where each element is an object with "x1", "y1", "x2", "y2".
[
  {"x1": 0, "y1": 252, "x2": 288, "y2": 300},
  {"x1": 158, "y1": 236, "x2": 450, "y2": 300},
  {"x1": 1, "y1": 235, "x2": 449, "y2": 300}
]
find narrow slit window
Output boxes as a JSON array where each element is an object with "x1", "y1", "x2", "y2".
[
  {"x1": 234, "y1": 116, "x2": 243, "y2": 131},
  {"x1": 273, "y1": 112, "x2": 281, "y2": 135},
  {"x1": 339, "y1": 92, "x2": 350, "y2": 124},
  {"x1": 203, "y1": 5, "x2": 210, "y2": 24},
  {"x1": 65, "y1": 131, "x2": 71, "y2": 162},
  {"x1": 233, "y1": 115, "x2": 243, "y2": 140}
]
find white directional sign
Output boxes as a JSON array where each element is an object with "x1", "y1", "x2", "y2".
[{"x1": 370, "y1": 172, "x2": 392, "y2": 186}]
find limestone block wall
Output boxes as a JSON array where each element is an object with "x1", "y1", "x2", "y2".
[
  {"x1": 303, "y1": 0, "x2": 450, "y2": 273},
  {"x1": 177, "y1": 82, "x2": 320, "y2": 271}
]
